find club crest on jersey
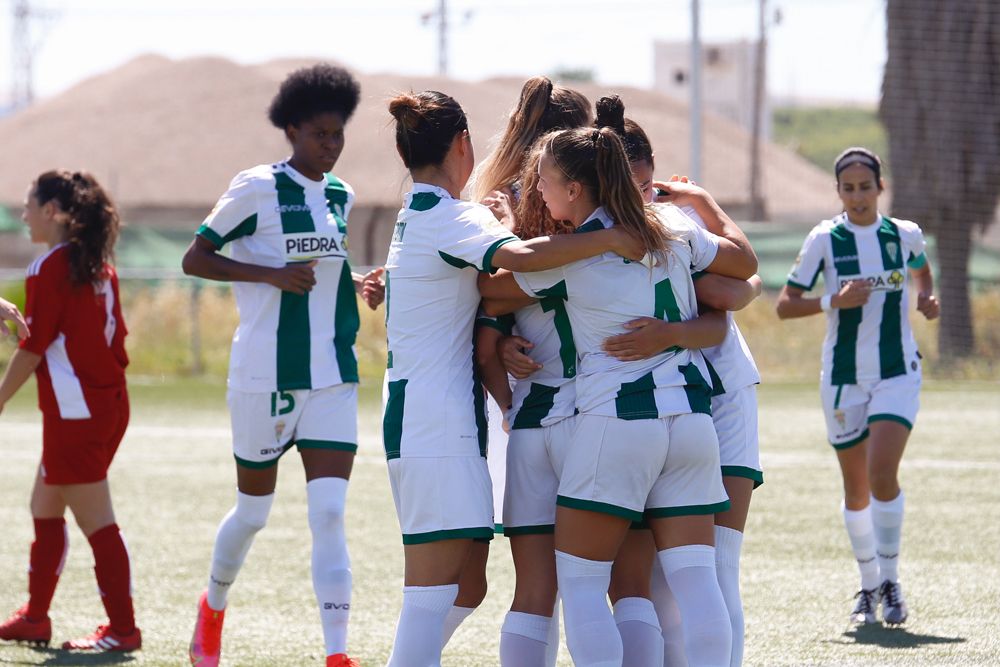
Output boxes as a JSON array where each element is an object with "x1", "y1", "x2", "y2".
[
  {"x1": 284, "y1": 232, "x2": 347, "y2": 262},
  {"x1": 885, "y1": 241, "x2": 899, "y2": 263}
]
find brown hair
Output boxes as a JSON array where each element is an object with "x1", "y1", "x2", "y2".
[
  {"x1": 515, "y1": 140, "x2": 577, "y2": 240},
  {"x1": 33, "y1": 170, "x2": 119, "y2": 285},
  {"x1": 595, "y1": 95, "x2": 654, "y2": 168},
  {"x1": 546, "y1": 127, "x2": 675, "y2": 255},
  {"x1": 471, "y1": 76, "x2": 590, "y2": 202},
  {"x1": 388, "y1": 90, "x2": 469, "y2": 170}
]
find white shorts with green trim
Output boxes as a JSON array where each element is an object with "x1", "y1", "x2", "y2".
[
  {"x1": 502, "y1": 417, "x2": 575, "y2": 535},
  {"x1": 227, "y1": 383, "x2": 358, "y2": 468},
  {"x1": 713, "y1": 385, "x2": 763, "y2": 488},
  {"x1": 487, "y1": 395, "x2": 508, "y2": 534},
  {"x1": 387, "y1": 455, "x2": 495, "y2": 545},
  {"x1": 557, "y1": 413, "x2": 729, "y2": 522},
  {"x1": 820, "y1": 371, "x2": 921, "y2": 449}
]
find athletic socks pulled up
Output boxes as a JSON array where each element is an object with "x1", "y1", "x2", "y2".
[
  {"x1": 387, "y1": 584, "x2": 459, "y2": 667},
  {"x1": 87, "y1": 523, "x2": 135, "y2": 635},
  {"x1": 27, "y1": 517, "x2": 68, "y2": 621},
  {"x1": 500, "y1": 611, "x2": 551, "y2": 666},
  {"x1": 614, "y1": 596, "x2": 664, "y2": 667},
  {"x1": 714, "y1": 525, "x2": 744, "y2": 667},
  {"x1": 555, "y1": 550, "x2": 622, "y2": 667},
  {"x1": 841, "y1": 502, "x2": 881, "y2": 591},
  {"x1": 870, "y1": 491, "x2": 905, "y2": 583},
  {"x1": 659, "y1": 545, "x2": 732, "y2": 667},
  {"x1": 651, "y1": 561, "x2": 688, "y2": 667},
  {"x1": 441, "y1": 605, "x2": 475, "y2": 647},
  {"x1": 307, "y1": 477, "x2": 353, "y2": 657},
  {"x1": 206, "y1": 491, "x2": 274, "y2": 611}
]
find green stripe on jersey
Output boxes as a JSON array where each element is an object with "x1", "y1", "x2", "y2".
[
  {"x1": 831, "y1": 306, "x2": 862, "y2": 385},
  {"x1": 409, "y1": 192, "x2": 442, "y2": 211},
  {"x1": 575, "y1": 219, "x2": 605, "y2": 234},
  {"x1": 879, "y1": 290, "x2": 905, "y2": 378},
  {"x1": 877, "y1": 217, "x2": 904, "y2": 270},
  {"x1": 324, "y1": 174, "x2": 349, "y2": 233},
  {"x1": 830, "y1": 223, "x2": 860, "y2": 276},
  {"x1": 383, "y1": 379, "x2": 407, "y2": 460},
  {"x1": 512, "y1": 383, "x2": 560, "y2": 430},
  {"x1": 274, "y1": 172, "x2": 316, "y2": 389},
  {"x1": 680, "y1": 363, "x2": 712, "y2": 415},
  {"x1": 197, "y1": 214, "x2": 257, "y2": 248},
  {"x1": 654, "y1": 277, "x2": 683, "y2": 354},
  {"x1": 334, "y1": 262, "x2": 360, "y2": 382},
  {"x1": 439, "y1": 251, "x2": 477, "y2": 270},
  {"x1": 537, "y1": 281, "x2": 577, "y2": 378},
  {"x1": 615, "y1": 372, "x2": 658, "y2": 420},
  {"x1": 472, "y1": 359, "x2": 488, "y2": 457},
  {"x1": 705, "y1": 357, "x2": 725, "y2": 396}
]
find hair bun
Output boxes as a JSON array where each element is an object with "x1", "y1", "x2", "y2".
[
  {"x1": 595, "y1": 95, "x2": 626, "y2": 134},
  {"x1": 388, "y1": 93, "x2": 424, "y2": 129}
]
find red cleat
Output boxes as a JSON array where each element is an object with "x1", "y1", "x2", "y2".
[
  {"x1": 326, "y1": 653, "x2": 361, "y2": 667},
  {"x1": 0, "y1": 605, "x2": 51, "y2": 646},
  {"x1": 189, "y1": 591, "x2": 225, "y2": 666},
  {"x1": 61, "y1": 624, "x2": 142, "y2": 652}
]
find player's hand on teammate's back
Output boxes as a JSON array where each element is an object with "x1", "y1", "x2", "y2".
[
  {"x1": 361, "y1": 267, "x2": 386, "y2": 310},
  {"x1": 833, "y1": 279, "x2": 871, "y2": 309},
  {"x1": 267, "y1": 260, "x2": 318, "y2": 294},
  {"x1": 603, "y1": 317, "x2": 674, "y2": 361},
  {"x1": 917, "y1": 292, "x2": 940, "y2": 320},
  {"x1": 498, "y1": 335, "x2": 541, "y2": 379},
  {"x1": 607, "y1": 226, "x2": 646, "y2": 261},
  {"x1": 482, "y1": 188, "x2": 517, "y2": 231}
]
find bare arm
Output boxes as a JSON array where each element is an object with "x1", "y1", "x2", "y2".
[
  {"x1": 0, "y1": 348, "x2": 41, "y2": 415},
  {"x1": 478, "y1": 270, "x2": 533, "y2": 306},
  {"x1": 775, "y1": 280, "x2": 872, "y2": 320},
  {"x1": 910, "y1": 263, "x2": 940, "y2": 320},
  {"x1": 181, "y1": 235, "x2": 318, "y2": 295},
  {"x1": 491, "y1": 226, "x2": 643, "y2": 273},
  {"x1": 695, "y1": 274, "x2": 762, "y2": 312},
  {"x1": 602, "y1": 311, "x2": 728, "y2": 362},
  {"x1": 475, "y1": 325, "x2": 513, "y2": 411}
]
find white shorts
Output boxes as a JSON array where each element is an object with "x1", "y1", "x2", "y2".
[
  {"x1": 502, "y1": 417, "x2": 575, "y2": 535},
  {"x1": 820, "y1": 371, "x2": 921, "y2": 449},
  {"x1": 486, "y1": 395, "x2": 508, "y2": 533},
  {"x1": 557, "y1": 413, "x2": 729, "y2": 522},
  {"x1": 387, "y1": 455, "x2": 495, "y2": 545},
  {"x1": 713, "y1": 385, "x2": 763, "y2": 487},
  {"x1": 227, "y1": 383, "x2": 358, "y2": 468}
]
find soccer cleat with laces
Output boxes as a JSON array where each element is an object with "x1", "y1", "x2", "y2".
[
  {"x1": 850, "y1": 588, "x2": 878, "y2": 624},
  {"x1": 326, "y1": 653, "x2": 361, "y2": 667},
  {"x1": 62, "y1": 624, "x2": 142, "y2": 651},
  {"x1": 0, "y1": 605, "x2": 51, "y2": 646},
  {"x1": 879, "y1": 579, "x2": 909, "y2": 625},
  {"x1": 190, "y1": 591, "x2": 226, "y2": 666}
]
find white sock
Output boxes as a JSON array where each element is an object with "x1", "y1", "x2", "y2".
[
  {"x1": 500, "y1": 611, "x2": 551, "y2": 667},
  {"x1": 545, "y1": 595, "x2": 561, "y2": 667},
  {"x1": 714, "y1": 526, "x2": 744, "y2": 667},
  {"x1": 870, "y1": 491, "x2": 904, "y2": 583},
  {"x1": 650, "y1": 563, "x2": 687, "y2": 667},
  {"x1": 206, "y1": 491, "x2": 274, "y2": 611},
  {"x1": 307, "y1": 478, "x2": 352, "y2": 656},
  {"x1": 387, "y1": 584, "x2": 458, "y2": 667},
  {"x1": 842, "y1": 502, "x2": 881, "y2": 590},
  {"x1": 555, "y1": 550, "x2": 621, "y2": 667},
  {"x1": 614, "y1": 596, "x2": 664, "y2": 667},
  {"x1": 659, "y1": 545, "x2": 732, "y2": 667},
  {"x1": 441, "y1": 605, "x2": 475, "y2": 647}
]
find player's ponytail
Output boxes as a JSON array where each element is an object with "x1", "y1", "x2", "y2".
[
  {"x1": 595, "y1": 95, "x2": 654, "y2": 169},
  {"x1": 388, "y1": 91, "x2": 468, "y2": 170},
  {"x1": 33, "y1": 170, "x2": 119, "y2": 285}
]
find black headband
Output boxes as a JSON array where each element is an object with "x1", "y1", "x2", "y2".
[{"x1": 835, "y1": 152, "x2": 881, "y2": 180}]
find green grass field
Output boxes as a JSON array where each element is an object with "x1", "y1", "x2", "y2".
[{"x1": 1, "y1": 376, "x2": 998, "y2": 666}]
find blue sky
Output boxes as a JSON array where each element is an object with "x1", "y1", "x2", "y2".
[{"x1": 1, "y1": 0, "x2": 886, "y2": 105}]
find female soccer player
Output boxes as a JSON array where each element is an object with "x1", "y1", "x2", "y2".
[
  {"x1": 776, "y1": 147, "x2": 939, "y2": 626},
  {"x1": 182, "y1": 64, "x2": 376, "y2": 667},
  {"x1": 0, "y1": 170, "x2": 139, "y2": 652},
  {"x1": 598, "y1": 96, "x2": 763, "y2": 667},
  {"x1": 479, "y1": 126, "x2": 757, "y2": 667},
  {"x1": 383, "y1": 89, "x2": 639, "y2": 667}
]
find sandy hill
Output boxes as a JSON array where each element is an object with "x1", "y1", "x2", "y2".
[{"x1": 0, "y1": 55, "x2": 839, "y2": 222}]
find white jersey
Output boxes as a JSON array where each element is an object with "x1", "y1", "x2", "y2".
[
  {"x1": 198, "y1": 161, "x2": 359, "y2": 392},
  {"x1": 514, "y1": 206, "x2": 719, "y2": 420},
  {"x1": 787, "y1": 212, "x2": 927, "y2": 386},
  {"x1": 679, "y1": 205, "x2": 760, "y2": 394},
  {"x1": 382, "y1": 183, "x2": 518, "y2": 460}
]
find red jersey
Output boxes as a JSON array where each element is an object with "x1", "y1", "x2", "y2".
[{"x1": 19, "y1": 244, "x2": 128, "y2": 420}]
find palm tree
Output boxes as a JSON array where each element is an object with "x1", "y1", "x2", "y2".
[{"x1": 880, "y1": 0, "x2": 1000, "y2": 358}]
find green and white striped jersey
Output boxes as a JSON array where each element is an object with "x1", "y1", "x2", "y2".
[
  {"x1": 382, "y1": 184, "x2": 518, "y2": 460},
  {"x1": 197, "y1": 161, "x2": 359, "y2": 392},
  {"x1": 680, "y1": 205, "x2": 760, "y2": 395},
  {"x1": 787, "y1": 212, "x2": 927, "y2": 385},
  {"x1": 513, "y1": 206, "x2": 719, "y2": 420}
]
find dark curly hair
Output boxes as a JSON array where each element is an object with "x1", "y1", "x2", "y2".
[
  {"x1": 33, "y1": 170, "x2": 119, "y2": 285},
  {"x1": 268, "y1": 64, "x2": 361, "y2": 129}
]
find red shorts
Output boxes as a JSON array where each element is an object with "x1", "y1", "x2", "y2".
[{"x1": 41, "y1": 386, "x2": 129, "y2": 485}]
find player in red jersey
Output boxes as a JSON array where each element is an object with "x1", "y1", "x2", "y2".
[{"x1": 0, "y1": 170, "x2": 140, "y2": 652}]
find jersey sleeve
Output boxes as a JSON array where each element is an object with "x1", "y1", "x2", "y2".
[
  {"x1": 19, "y1": 258, "x2": 67, "y2": 356},
  {"x1": 197, "y1": 170, "x2": 259, "y2": 248},
  {"x1": 897, "y1": 219, "x2": 928, "y2": 268},
  {"x1": 686, "y1": 224, "x2": 721, "y2": 273},
  {"x1": 787, "y1": 226, "x2": 827, "y2": 291},
  {"x1": 475, "y1": 309, "x2": 516, "y2": 336},
  {"x1": 436, "y1": 205, "x2": 518, "y2": 274},
  {"x1": 512, "y1": 267, "x2": 566, "y2": 298}
]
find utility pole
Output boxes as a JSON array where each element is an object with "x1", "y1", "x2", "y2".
[
  {"x1": 437, "y1": 0, "x2": 448, "y2": 77},
  {"x1": 749, "y1": 0, "x2": 769, "y2": 221},
  {"x1": 690, "y1": 0, "x2": 703, "y2": 183},
  {"x1": 11, "y1": 0, "x2": 34, "y2": 108}
]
